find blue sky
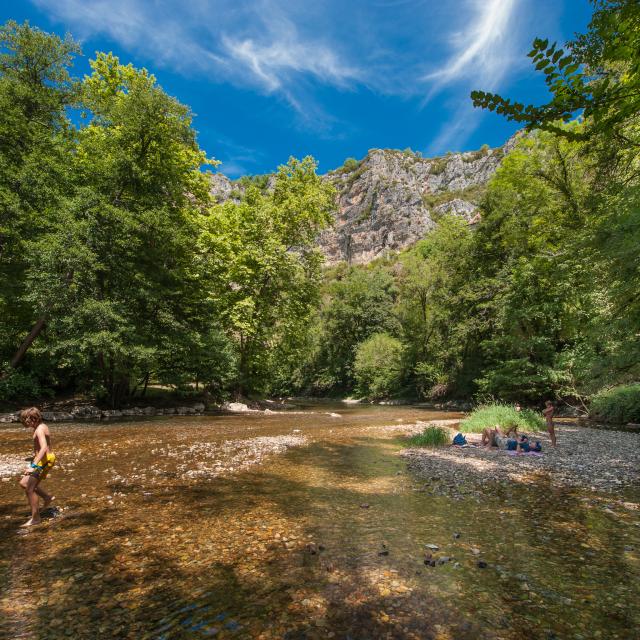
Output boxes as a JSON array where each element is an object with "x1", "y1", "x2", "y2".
[{"x1": 3, "y1": 0, "x2": 592, "y2": 177}]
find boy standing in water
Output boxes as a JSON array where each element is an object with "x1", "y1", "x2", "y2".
[
  {"x1": 18, "y1": 407, "x2": 56, "y2": 527},
  {"x1": 543, "y1": 400, "x2": 557, "y2": 447}
]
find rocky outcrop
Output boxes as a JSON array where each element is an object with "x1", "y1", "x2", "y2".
[
  {"x1": 319, "y1": 145, "x2": 504, "y2": 264},
  {"x1": 209, "y1": 135, "x2": 520, "y2": 265},
  {"x1": 209, "y1": 173, "x2": 239, "y2": 203}
]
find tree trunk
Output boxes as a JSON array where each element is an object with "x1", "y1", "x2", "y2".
[
  {"x1": 9, "y1": 317, "x2": 47, "y2": 368},
  {"x1": 141, "y1": 372, "x2": 150, "y2": 398}
]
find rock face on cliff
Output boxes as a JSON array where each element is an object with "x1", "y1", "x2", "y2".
[
  {"x1": 210, "y1": 138, "x2": 516, "y2": 265},
  {"x1": 319, "y1": 145, "x2": 508, "y2": 264}
]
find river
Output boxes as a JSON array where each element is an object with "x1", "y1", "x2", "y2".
[{"x1": 0, "y1": 402, "x2": 638, "y2": 639}]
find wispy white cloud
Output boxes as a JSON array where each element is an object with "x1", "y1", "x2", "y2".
[
  {"x1": 422, "y1": 0, "x2": 521, "y2": 153},
  {"x1": 425, "y1": 0, "x2": 517, "y2": 94},
  {"x1": 31, "y1": 0, "x2": 228, "y2": 74},
  {"x1": 30, "y1": 0, "x2": 360, "y2": 129},
  {"x1": 30, "y1": 0, "x2": 538, "y2": 151},
  {"x1": 222, "y1": 31, "x2": 360, "y2": 93}
]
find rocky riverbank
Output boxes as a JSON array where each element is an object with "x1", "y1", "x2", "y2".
[
  {"x1": 0, "y1": 402, "x2": 208, "y2": 423},
  {"x1": 400, "y1": 422, "x2": 640, "y2": 495}
]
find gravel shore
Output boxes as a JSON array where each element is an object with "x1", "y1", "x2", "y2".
[{"x1": 400, "y1": 422, "x2": 640, "y2": 494}]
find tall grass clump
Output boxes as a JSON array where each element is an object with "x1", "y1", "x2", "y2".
[
  {"x1": 406, "y1": 425, "x2": 450, "y2": 447},
  {"x1": 590, "y1": 384, "x2": 640, "y2": 424},
  {"x1": 460, "y1": 403, "x2": 544, "y2": 433}
]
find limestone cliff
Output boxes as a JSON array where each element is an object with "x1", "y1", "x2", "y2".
[{"x1": 210, "y1": 137, "x2": 516, "y2": 265}]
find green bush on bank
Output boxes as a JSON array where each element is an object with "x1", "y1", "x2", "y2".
[
  {"x1": 590, "y1": 384, "x2": 640, "y2": 424},
  {"x1": 460, "y1": 403, "x2": 545, "y2": 433},
  {"x1": 353, "y1": 333, "x2": 404, "y2": 400},
  {"x1": 0, "y1": 367, "x2": 50, "y2": 403},
  {"x1": 406, "y1": 425, "x2": 449, "y2": 447}
]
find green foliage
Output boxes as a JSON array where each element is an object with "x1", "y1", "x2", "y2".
[
  {"x1": 340, "y1": 157, "x2": 360, "y2": 172},
  {"x1": 0, "y1": 21, "x2": 80, "y2": 365},
  {"x1": 356, "y1": 201, "x2": 374, "y2": 223},
  {"x1": 200, "y1": 156, "x2": 335, "y2": 395},
  {"x1": 235, "y1": 174, "x2": 270, "y2": 191},
  {"x1": 462, "y1": 144, "x2": 491, "y2": 162},
  {"x1": 353, "y1": 333, "x2": 404, "y2": 399},
  {"x1": 38, "y1": 52, "x2": 216, "y2": 406},
  {"x1": 429, "y1": 157, "x2": 448, "y2": 175},
  {"x1": 406, "y1": 425, "x2": 449, "y2": 447},
  {"x1": 590, "y1": 384, "x2": 640, "y2": 423},
  {"x1": 460, "y1": 404, "x2": 545, "y2": 433},
  {"x1": 0, "y1": 366, "x2": 49, "y2": 403},
  {"x1": 421, "y1": 184, "x2": 486, "y2": 209},
  {"x1": 397, "y1": 216, "x2": 475, "y2": 398},
  {"x1": 307, "y1": 265, "x2": 400, "y2": 392}
]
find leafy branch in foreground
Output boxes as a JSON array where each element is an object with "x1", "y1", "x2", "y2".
[{"x1": 471, "y1": 0, "x2": 640, "y2": 142}]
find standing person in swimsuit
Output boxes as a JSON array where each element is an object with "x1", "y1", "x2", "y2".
[
  {"x1": 543, "y1": 400, "x2": 557, "y2": 447},
  {"x1": 18, "y1": 407, "x2": 56, "y2": 527}
]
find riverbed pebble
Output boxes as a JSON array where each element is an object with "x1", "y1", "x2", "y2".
[{"x1": 402, "y1": 423, "x2": 640, "y2": 493}]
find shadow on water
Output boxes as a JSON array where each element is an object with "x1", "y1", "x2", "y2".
[{"x1": 0, "y1": 410, "x2": 638, "y2": 639}]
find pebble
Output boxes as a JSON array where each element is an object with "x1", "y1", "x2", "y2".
[{"x1": 403, "y1": 424, "x2": 640, "y2": 493}]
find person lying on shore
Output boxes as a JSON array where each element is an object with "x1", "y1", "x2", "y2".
[
  {"x1": 18, "y1": 407, "x2": 56, "y2": 527},
  {"x1": 482, "y1": 426, "x2": 541, "y2": 454},
  {"x1": 481, "y1": 424, "x2": 517, "y2": 449}
]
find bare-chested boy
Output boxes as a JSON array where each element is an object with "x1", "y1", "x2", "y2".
[
  {"x1": 18, "y1": 407, "x2": 56, "y2": 527},
  {"x1": 543, "y1": 400, "x2": 557, "y2": 447}
]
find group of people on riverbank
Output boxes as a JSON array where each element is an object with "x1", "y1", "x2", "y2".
[{"x1": 479, "y1": 401, "x2": 557, "y2": 454}]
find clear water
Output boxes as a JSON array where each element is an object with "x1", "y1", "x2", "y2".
[{"x1": 0, "y1": 403, "x2": 638, "y2": 639}]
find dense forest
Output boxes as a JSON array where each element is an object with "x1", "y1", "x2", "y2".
[{"x1": 0, "y1": 0, "x2": 638, "y2": 421}]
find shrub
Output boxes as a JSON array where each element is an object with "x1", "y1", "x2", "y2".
[
  {"x1": 590, "y1": 384, "x2": 640, "y2": 423},
  {"x1": 341, "y1": 158, "x2": 360, "y2": 173},
  {"x1": 406, "y1": 425, "x2": 450, "y2": 447},
  {"x1": 356, "y1": 201, "x2": 374, "y2": 223},
  {"x1": 0, "y1": 367, "x2": 48, "y2": 403},
  {"x1": 430, "y1": 157, "x2": 448, "y2": 175},
  {"x1": 235, "y1": 174, "x2": 271, "y2": 191},
  {"x1": 460, "y1": 403, "x2": 544, "y2": 433},
  {"x1": 354, "y1": 333, "x2": 404, "y2": 399}
]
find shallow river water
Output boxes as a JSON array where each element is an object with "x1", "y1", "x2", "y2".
[{"x1": 0, "y1": 403, "x2": 638, "y2": 640}]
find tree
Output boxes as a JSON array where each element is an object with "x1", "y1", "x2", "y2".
[
  {"x1": 397, "y1": 216, "x2": 475, "y2": 398},
  {"x1": 354, "y1": 333, "x2": 404, "y2": 400},
  {"x1": 311, "y1": 263, "x2": 400, "y2": 392},
  {"x1": 470, "y1": 129, "x2": 599, "y2": 402},
  {"x1": 200, "y1": 156, "x2": 335, "y2": 396},
  {"x1": 24, "y1": 53, "x2": 215, "y2": 406},
  {"x1": 471, "y1": 0, "x2": 640, "y2": 397},
  {"x1": 0, "y1": 21, "x2": 79, "y2": 373}
]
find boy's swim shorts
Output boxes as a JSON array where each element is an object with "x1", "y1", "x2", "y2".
[{"x1": 29, "y1": 453, "x2": 56, "y2": 480}]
